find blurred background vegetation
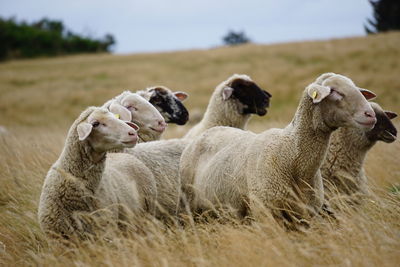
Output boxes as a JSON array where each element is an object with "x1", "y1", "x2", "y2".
[
  {"x1": 0, "y1": 17, "x2": 115, "y2": 61},
  {"x1": 0, "y1": 0, "x2": 399, "y2": 60},
  {"x1": 364, "y1": 0, "x2": 400, "y2": 33}
]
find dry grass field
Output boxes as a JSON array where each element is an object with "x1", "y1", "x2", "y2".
[{"x1": 0, "y1": 32, "x2": 399, "y2": 266}]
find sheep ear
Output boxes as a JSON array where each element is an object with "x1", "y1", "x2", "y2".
[
  {"x1": 222, "y1": 87, "x2": 233, "y2": 100},
  {"x1": 77, "y1": 122, "x2": 93, "y2": 141},
  {"x1": 315, "y1": 72, "x2": 336, "y2": 85},
  {"x1": 109, "y1": 101, "x2": 132, "y2": 122},
  {"x1": 307, "y1": 84, "x2": 331, "y2": 103},
  {"x1": 359, "y1": 88, "x2": 376, "y2": 100},
  {"x1": 385, "y1": 111, "x2": 398, "y2": 120},
  {"x1": 148, "y1": 88, "x2": 158, "y2": 98},
  {"x1": 102, "y1": 100, "x2": 113, "y2": 109},
  {"x1": 174, "y1": 91, "x2": 188, "y2": 102}
]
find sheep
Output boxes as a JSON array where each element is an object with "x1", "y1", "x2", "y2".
[
  {"x1": 179, "y1": 73, "x2": 377, "y2": 228},
  {"x1": 137, "y1": 86, "x2": 189, "y2": 125},
  {"x1": 119, "y1": 75, "x2": 271, "y2": 220},
  {"x1": 321, "y1": 102, "x2": 397, "y2": 200},
  {"x1": 124, "y1": 138, "x2": 192, "y2": 221},
  {"x1": 103, "y1": 91, "x2": 167, "y2": 142},
  {"x1": 38, "y1": 107, "x2": 157, "y2": 239},
  {"x1": 183, "y1": 74, "x2": 272, "y2": 139}
]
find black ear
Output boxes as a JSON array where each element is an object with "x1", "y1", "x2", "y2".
[{"x1": 385, "y1": 111, "x2": 398, "y2": 120}]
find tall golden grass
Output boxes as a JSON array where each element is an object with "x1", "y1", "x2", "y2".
[{"x1": 0, "y1": 32, "x2": 399, "y2": 266}]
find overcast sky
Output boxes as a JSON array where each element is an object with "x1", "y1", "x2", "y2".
[{"x1": 0, "y1": 0, "x2": 373, "y2": 54}]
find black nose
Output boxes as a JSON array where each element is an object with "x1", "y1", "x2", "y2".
[
  {"x1": 388, "y1": 127, "x2": 397, "y2": 137},
  {"x1": 257, "y1": 109, "x2": 267, "y2": 116},
  {"x1": 170, "y1": 109, "x2": 189, "y2": 125},
  {"x1": 264, "y1": 98, "x2": 270, "y2": 108},
  {"x1": 263, "y1": 89, "x2": 272, "y2": 98}
]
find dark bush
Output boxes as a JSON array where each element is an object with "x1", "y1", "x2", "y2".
[
  {"x1": 0, "y1": 17, "x2": 116, "y2": 61},
  {"x1": 365, "y1": 0, "x2": 400, "y2": 34},
  {"x1": 222, "y1": 30, "x2": 251, "y2": 46}
]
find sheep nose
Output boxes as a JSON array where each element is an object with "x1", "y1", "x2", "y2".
[
  {"x1": 365, "y1": 111, "x2": 375, "y2": 118},
  {"x1": 158, "y1": 120, "x2": 167, "y2": 127},
  {"x1": 128, "y1": 131, "x2": 136, "y2": 136}
]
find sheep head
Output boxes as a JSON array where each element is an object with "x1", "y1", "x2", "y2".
[
  {"x1": 77, "y1": 108, "x2": 139, "y2": 152},
  {"x1": 146, "y1": 86, "x2": 189, "y2": 125},
  {"x1": 365, "y1": 102, "x2": 397, "y2": 143},
  {"x1": 105, "y1": 91, "x2": 167, "y2": 142},
  {"x1": 306, "y1": 73, "x2": 377, "y2": 131},
  {"x1": 222, "y1": 74, "x2": 272, "y2": 116}
]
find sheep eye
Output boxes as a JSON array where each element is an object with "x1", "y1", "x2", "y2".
[
  {"x1": 126, "y1": 105, "x2": 137, "y2": 111},
  {"x1": 92, "y1": 121, "x2": 100, "y2": 127},
  {"x1": 152, "y1": 95, "x2": 162, "y2": 102},
  {"x1": 336, "y1": 91, "x2": 345, "y2": 98}
]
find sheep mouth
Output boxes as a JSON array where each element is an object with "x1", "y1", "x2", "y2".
[
  {"x1": 122, "y1": 140, "x2": 137, "y2": 146},
  {"x1": 169, "y1": 114, "x2": 189, "y2": 125},
  {"x1": 256, "y1": 108, "x2": 268, "y2": 116},
  {"x1": 355, "y1": 118, "x2": 376, "y2": 129},
  {"x1": 380, "y1": 130, "x2": 396, "y2": 143},
  {"x1": 150, "y1": 126, "x2": 166, "y2": 133},
  {"x1": 121, "y1": 138, "x2": 137, "y2": 146},
  {"x1": 173, "y1": 119, "x2": 188, "y2": 126}
]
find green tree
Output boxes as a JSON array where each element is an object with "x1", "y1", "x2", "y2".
[
  {"x1": 0, "y1": 17, "x2": 116, "y2": 61},
  {"x1": 223, "y1": 30, "x2": 250, "y2": 46},
  {"x1": 365, "y1": 0, "x2": 400, "y2": 33}
]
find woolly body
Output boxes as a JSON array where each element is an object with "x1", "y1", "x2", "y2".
[
  {"x1": 322, "y1": 102, "x2": 397, "y2": 197},
  {"x1": 125, "y1": 138, "x2": 191, "y2": 219},
  {"x1": 180, "y1": 73, "x2": 377, "y2": 226},
  {"x1": 38, "y1": 107, "x2": 156, "y2": 238}
]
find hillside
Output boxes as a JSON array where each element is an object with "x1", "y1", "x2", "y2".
[{"x1": 0, "y1": 32, "x2": 399, "y2": 266}]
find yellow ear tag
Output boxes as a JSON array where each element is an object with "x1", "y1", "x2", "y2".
[
  {"x1": 312, "y1": 91, "x2": 318, "y2": 99},
  {"x1": 114, "y1": 113, "x2": 120, "y2": 119}
]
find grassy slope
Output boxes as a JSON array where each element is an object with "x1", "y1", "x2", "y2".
[{"x1": 0, "y1": 32, "x2": 399, "y2": 266}]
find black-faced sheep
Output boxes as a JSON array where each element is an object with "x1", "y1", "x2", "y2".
[
  {"x1": 322, "y1": 102, "x2": 397, "y2": 200},
  {"x1": 137, "y1": 86, "x2": 189, "y2": 125},
  {"x1": 184, "y1": 74, "x2": 271, "y2": 139}
]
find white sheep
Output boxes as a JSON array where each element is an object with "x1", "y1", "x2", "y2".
[
  {"x1": 103, "y1": 91, "x2": 167, "y2": 142},
  {"x1": 137, "y1": 86, "x2": 189, "y2": 125},
  {"x1": 124, "y1": 138, "x2": 192, "y2": 221},
  {"x1": 179, "y1": 73, "x2": 377, "y2": 228},
  {"x1": 38, "y1": 107, "x2": 157, "y2": 239},
  {"x1": 183, "y1": 74, "x2": 271, "y2": 139},
  {"x1": 321, "y1": 102, "x2": 397, "y2": 199}
]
